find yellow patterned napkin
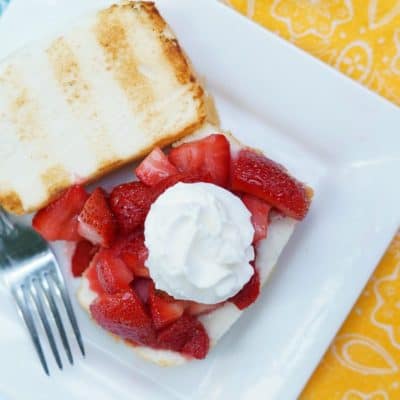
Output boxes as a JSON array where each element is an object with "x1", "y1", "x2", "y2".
[{"x1": 226, "y1": 1, "x2": 400, "y2": 398}]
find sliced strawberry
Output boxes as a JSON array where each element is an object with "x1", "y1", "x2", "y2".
[
  {"x1": 149, "y1": 290, "x2": 185, "y2": 330},
  {"x1": 110, "y1": 182, "x2": 153, "y2": 233},
  {"x1": 90, "y1": 291, "x2": 156, "y2": 346},
  {"x1": 71, "y1": 240, "x2": 98, "y2": 277},
  {"x1": 32, "y1": 185, "x2": 89, "y2": 241},
  {"x1": 169, "y1": 134, "x2": 231, "y2": 187},
  {"x1": 229, "y1": 266, "x2": 260, "y2": 310},
  {"x1": 135, "y1": 147, "x2": 178, "y2": 186},
  {"x1": 231, "y1": 149, "x2": 310, "y2": 220},
  {"x1": 95, "y1": 249, "x2": 134, "y2": 294},
  {"x1": 185, "y1": 302, "x2": 220, "y2": 317},
  {"x1": 157, "y1": 315, "x2": 209, "y2": 359},
  {"x1": 241, "y1": 194, "x2": 271, "y2": 243},
  {"x1": 113, "y1": 231, "x2": 149, "y2": 278},
  {"x1": 150, "y1": 173, "x2": 184, "y2": 199},
  {"x1": 149, "y1": 171, "x2": 214, "y2": 203},
  {"x1": 181, "y1": 325, "x2": 210, "y2": 359},
  {"x1": 78, "y1": 188, "x2": 117, "y2": 247},
  {"x1": 131, "y1": 278, "x2": 154, "y2": 304},
  {"x1": 84, "y1": 253, "x2": 105, "y2": 296}
]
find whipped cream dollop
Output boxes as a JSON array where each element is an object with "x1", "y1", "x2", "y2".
[{"x1": 144, "y1": 182, "x2": 255, "y2": 304}]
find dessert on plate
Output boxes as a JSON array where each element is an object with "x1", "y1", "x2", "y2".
[{"x1": 0, "y1": 1, "x2": 312, "y2": 366}]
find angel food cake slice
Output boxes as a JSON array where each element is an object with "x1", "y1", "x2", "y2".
[
  {"x1": 33, "y1": 124, "x2": 312, "y2": 366},
  {"x1": 0, "y1": 1, "x2": 205, "y2": 215}
]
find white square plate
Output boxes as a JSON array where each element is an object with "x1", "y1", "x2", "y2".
[{"x1": 0, "y1": 1, "x2": 400, "y2": 399}]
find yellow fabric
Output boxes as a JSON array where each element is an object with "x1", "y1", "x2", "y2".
[{"x1": 225, "y1": 1, "x2": 400, "y2": 398}]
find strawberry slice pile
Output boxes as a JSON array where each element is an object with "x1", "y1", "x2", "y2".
[{"x1": 32, "y1": 133, "x2": 310, "y2": 360}]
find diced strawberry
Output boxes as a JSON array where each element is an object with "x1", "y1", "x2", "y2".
[
  {"x1": 78, "y1": 188, "x2": 117, "y2": 247},
  {"x1": 32, "y1": 185, "x2": 89, "y2": 241},
  {"x1": 149, "y1": 171, "x2": 214, "y2": 202},
  {"x1": 185, "y1": 302, "x2": 220, "y2": 317},
  {"x1": 71, "y1": 240, "x2": 98, "y2": 277},
  {"x1": 157, "y1": 315, "x2": 209, "y2": 359},
  {"x1": 135, "y1": 147, "x2": 178, "y2": 186},
  {"x1": 241, "y1": 194, "x2": 271, "y2": 243},
  {"x1": 231, "y1": 149, "x2": 310, "y2": 220},
  {"x1": 109, "y1": 182, "x2": 153, "y2": 233},
  {"x1": 150, "y1": 173, "x2": 184, "y2": 199},
  {"x1": 113, "y1": 231, "x2": 150, "y2": 278},
  {"x1": 181, "y1": 325, "x2": 210, "y2": 359},
  {"x1": 84, "y1": 253, "x2": 105, "y2": 296},
  {"x1": 90, "y1": 291, "x2": 157, "y2": 346},
  {"x1": 229, "y1": 266, "x2": 260, "y2": 310},
  {"x1": 149, "y1": 290, "x2": 185, "y2": 329},
  {"x1": 95, "y1": 249, "x2": 134, "y2": 294},
  {"x1": 169, "y1": 134, "x2": 231, "y2": 187},
  {"x1": 131, "y1": 278, "x2": 154, "y2": 304}
]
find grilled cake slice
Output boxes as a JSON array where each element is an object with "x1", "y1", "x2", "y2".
[{"x1": 0, "y1": 1, "x2": 206, "y2": 215}]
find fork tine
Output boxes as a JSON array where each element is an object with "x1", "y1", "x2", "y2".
[
  {"x1": 49, "y1": 271, "x2": 85, "y2": 356},
  {"x1": 39, "y1": 272, "x2": 73, "y2": 365},
  {"x1": 12, "y1": 286, "x2": 49, "y2": 376},
  {"x1": 30, "y1": 277, "x2": 63, "y2": 370}
]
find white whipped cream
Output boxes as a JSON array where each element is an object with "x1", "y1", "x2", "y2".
[{"x1": 144, "y1": 182, "x2": 255, "y2": 304}]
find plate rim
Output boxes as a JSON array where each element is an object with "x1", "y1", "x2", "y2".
[{"x1": 0, "y1": 1, "x2": 399, "y2": 399}]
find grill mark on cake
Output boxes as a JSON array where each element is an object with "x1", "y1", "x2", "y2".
[
  {"x1": 0, "y1": 67, "x2": 69, "y2": 213},
  {"x1": 3, "y1": 67, "x2": 46, "y2": 143},
  {"x1": 46, "y1": 37, "x2": 116, "y2": 168},
  {"x1": 2, "y1": 66, "x2": 55, "y2": 208},
  {"x1": 139, "y1": 3, "x2": 191, "y2": 86},
  {"x1": 41, "y1": 165, "x2": 72, "y2": 199},
  {"x1": 137, "y1": 2, "x2": 205, "y2": 115},
  {"x1": 95, "y1": 6, "x2": 155, "y2": 123}
]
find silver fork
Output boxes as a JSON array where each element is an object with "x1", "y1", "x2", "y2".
[{"x1": 0, "y1": 208, "x2": 85, "y2": 375}]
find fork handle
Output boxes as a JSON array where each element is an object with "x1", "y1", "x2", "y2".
[{"x1": 0, "y1": 208, "x2": 14, "y2": 236}]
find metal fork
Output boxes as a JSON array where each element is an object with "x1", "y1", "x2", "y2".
[{"x1": 0, "y1": 208, "x2": 85, "y2": 375}]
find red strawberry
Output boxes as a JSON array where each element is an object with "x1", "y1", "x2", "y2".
[
  {"x1": 230, "y1": 266, "x2": 260, "y2": 310},
  {"x1": 241, "y1": 194, "x2": 271, "y2": 243},
  {"x1": 150, "y1": 171, "x2": 214, "y2": 202},
  {"x1": 231, "y1": 149, "x2": 310, "y2": 220},
  {"x1": 181, "y1": 325, "x2": 210, "y2": 359},
  {"x1": 169, "y1": 134, "x2": 231, "y2": 187},
  {"x1": 109, "y1": 182, "x2": 153, "y2": 233},
  {"x1": 95, "y1": 249, "x2": 134, "y2": 294},
  {"x1": 149, "y1": 290, "x2": 185, "y2": 329},
  {"x1": 90, "y1": 291, "x2": 156, "y2": 346},
  {"x1": 71, "y1": 240, "x2": 98, "y2": 277},
  {"x1": 113, "y1": 231, "x2": 149, "y2": 278},
  {"x1": 135, "y1": 147, "x2": 178, "y2": 186},
  {"x1": 32, "y1": 185, "x2": 89, "y2": 241},
  {"x1": 185, "y1": 302, "x2": 220, "y2": 317},
  {"x1": 157, "y1": 315, "x2": 209, "y2": 359},
  {"x1": 131, "y1": 278, "x2": 154, "y2": 304},
  {"x1": 78, "y1": 188, "x2": 117, "y2": 247},
  {"x1": 84, "y1": 253, "x2": 105, "y2": 296},
  {"x1": 150, "y1": 173, "x2": 184, "y2": 199}
]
